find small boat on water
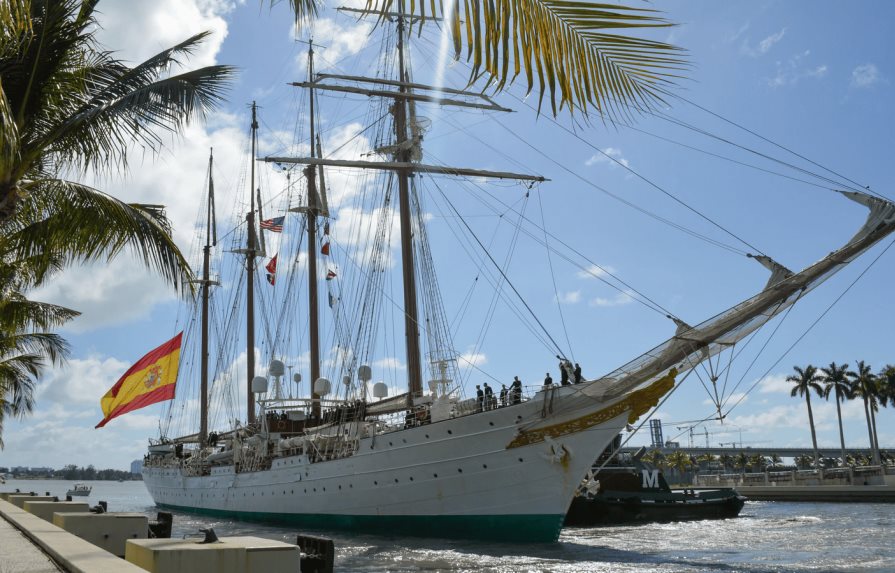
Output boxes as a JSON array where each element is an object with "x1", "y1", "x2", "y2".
[
  {"x1": 66, "y1": 483, "x2": 91, "y2": 497},
  {"x1": 565, "y1": 468, "x2": 745, "y2": 526},
  {"x1": 565, "y1": 440, "x2": 745, "y2": 527}
]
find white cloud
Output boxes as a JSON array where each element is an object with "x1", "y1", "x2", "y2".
[
  {"x1": 851, "y1": 63, "x2": 881, "y2": 88},
  {"x1": 740, "y1": 28, "x2": 786, "y2": 57},
  {"x1": 758, "y1": 28, "x2": 786, "y2": 54},
  {"x1": 93, "y1": 0, "x2": 233, "y2": 67},
  {"x1": 293, "y1": 16, "x2": 373, "y2": 73},
  {"x1": 35, "y1": 355, "x2": 131, "y2": 406},
  {"x1": 585, "y1": 147, "x2": 630, "y2": 169},
  {"x1": 806, "y1": 65, "x2": 828, "y2": 79},
  {"x1": 371, "y1": 357, "x2": 406, "y2": 371},
  {"x1": 458, "y1": 351, "x2": 487, "y2": 369},
  {"x1": 757, "y1": 373, "x2": 791, "y2": 394},
  {"x1": 576, "y1": 264, "x2": 616, "y2": 280},
  {"x1": 589, "y1": 291, "x2": 634, "y2": 308},
  {"x1": 556, "y1": 290, "x2": 581, "y2": 304},
  {"x1": 766, "y1": 50, "x2": 827, "y2": 88},
  {"x1": 30, "y1": 260, "x2": 176, "y2": 333}
]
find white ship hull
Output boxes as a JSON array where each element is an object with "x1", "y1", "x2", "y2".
[{"x1": 143, "y1": 379, "x2": 665, "y2": 541}]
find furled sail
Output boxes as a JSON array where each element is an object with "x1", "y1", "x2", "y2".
[{"x1": 598, "y1": 191, "x2": 895, "y2": 400}]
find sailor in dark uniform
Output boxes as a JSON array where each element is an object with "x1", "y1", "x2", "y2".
[{"x1": 476, "y1": 385, "x2": 484, "y2": 411}]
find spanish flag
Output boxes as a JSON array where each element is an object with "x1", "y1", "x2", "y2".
[{"x1": 95, "y1": 332, "x2": 183, "y2": 428}]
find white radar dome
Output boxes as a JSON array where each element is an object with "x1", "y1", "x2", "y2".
[
  {"x1": 358, "y1": 365, "x2": 372, "y2": 382},
  {"x1": 314, "y1": 378, "x2": 331, "y2": 396},
  {"x1": 372, "y1": 382, "x2": 388, "y2": 399},
  {"x1": 251, "y1": 376, "x2": 269, "y2": 394},
  {"x1": 268, "y1": 360, "x2": 285, "y2": 377}
]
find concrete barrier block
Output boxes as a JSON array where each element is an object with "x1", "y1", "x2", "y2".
[
  {"x1": 22, "y1": 501, "x2": 90, "y2": 522},
  {"x1": 8, "y1": 495, "x2": 55, "y2": 508},
  {"x1": 53, "y1": 512, "x2": 148, "y2": 557},
  {"x1": 126, "y1": 536, "x2": 301, "y2": 573}
]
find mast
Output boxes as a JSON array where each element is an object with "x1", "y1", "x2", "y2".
[
  {"x1": 394, "y1": 14, "x2": 424, "y2": 399},
  {"x1": 199, "y1": 148, "x2": 216, "y2": 447},
  {"x1": 305, "y1": 41, "x2": 322, "y2": 420},
  {"x1": 246, "y1": 102, "x2": 258, "y2": 425}
]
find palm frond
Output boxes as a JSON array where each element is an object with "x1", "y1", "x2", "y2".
[
  {"x1": 5, "y1": 178, "x2": 193, "y2": 293},
  {"x1": 290, "y1": 0, "x2": 689, "y2": 118}
]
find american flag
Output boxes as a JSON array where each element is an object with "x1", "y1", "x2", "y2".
[{"x1": 260, "y1": 216, "x2": 284, "y2": 232}]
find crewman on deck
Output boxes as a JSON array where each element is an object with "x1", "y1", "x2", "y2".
[
  {"x1": 476, "y1": 385, "x2": 484, "y2": 411},
  {"x1": 543, "y1": 372, "x2": 553, "y2": 388},
  {"x1": 500, "y1": 384, "x2": 508, "y2": 407},
  {"x1": 559, "y1": 360, "x2": 570, "y2": 386},
  {"x1": 511, "y1": 376, "x2": 523, "y2": 404},
  {"x1": 483, "y1": 382, "x2": 495, "y2": 410},
  {"x1": 574, "y1": 363, "x2": 583, "y2": 384}
]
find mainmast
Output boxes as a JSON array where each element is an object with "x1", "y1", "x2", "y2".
[
  {"x1": 199, "y1": 148, "x2": 217, "y2": 447},
  {"x1": 265, "y1": 12, "x2": 545, "y2": 409},
  {"x1": 305, "y1": 42, "x2": 322, "y2": 420},
  {"x1": 394, "y1": 15, "x2": 424, "y2": 399},
  {"x1": 246, "y1": 102, "x2": 259, "y2": 425}
]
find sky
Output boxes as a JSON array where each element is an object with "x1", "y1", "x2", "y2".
[{"x1": 2, "y1": 0, "x2": 895, "y2": 471}]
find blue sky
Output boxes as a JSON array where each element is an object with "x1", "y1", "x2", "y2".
[{"x1": 2, "y1": 0, "x2": 894, "y2": 471}]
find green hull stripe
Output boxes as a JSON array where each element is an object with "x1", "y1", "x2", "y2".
[{"x1": 156, "y1": 503, "x2": 564, "y2": 542}]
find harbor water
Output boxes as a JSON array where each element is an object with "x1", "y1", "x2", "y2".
[{"x1": 3, "y1": 479, "x2": 893, "y2": 572}]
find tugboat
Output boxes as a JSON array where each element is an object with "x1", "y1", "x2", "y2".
[{"x1": 565, "y1": 438, "x2": 746, "y2": 527}]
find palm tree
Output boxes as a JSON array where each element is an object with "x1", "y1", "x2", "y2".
[
  {"x1": 769, "y1": 453, "x2": 783, "y2": 469},
  {"x1": 718, "y1": 453, "x2": 733, "y2": 472},
  {"x1": 748, "y1": 454, "x2": 769, "y2": 473},
  {"x1": 850, "y1": 361, "x2": 881, "y2": 465},
  {"x1": 1, "y1": 0, "x2": 234, "y2": 286},
  {"x1": 665, "y1": 450, "x2": 691, "y2": 483},
  {"x1": 733, "y1": 452, "x2": 749, "y2": 473},
  {"x1": 0, "y1": 0, "x2": 234, "y2": 444},
  {"x1": 0, "y1": 260, "x2": 79, "y2": 447},
  {"x1": 278, "y1": 0, "x2": 688, "y2": 118},
  {"x1": 794, "y1": 454, "x2": 814, "y2": 470},
  {"x1": 641, "y1": 449, "x2": 666, "y2": 470},
  {"x1": 821, "y1": 361, "x2": 853, "y2": 467},
  {"x1": 787, "y1": 365, "x2": 824, "y2": 467},
  {"x1": 696, "y1": 453, "x2": 717, "y2": 470}
]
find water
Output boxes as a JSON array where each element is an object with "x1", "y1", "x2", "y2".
[{"x1": 5, "y1": 479, "x2": 893, "y2": 572}]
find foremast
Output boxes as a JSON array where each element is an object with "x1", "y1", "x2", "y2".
[{"x1": 199, "y1": 149, "x2": 217, "y2": 447}]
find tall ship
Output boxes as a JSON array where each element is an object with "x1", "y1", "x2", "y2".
[{"x1": 141, "y1": 11, "x2": 895, "y2": 542}]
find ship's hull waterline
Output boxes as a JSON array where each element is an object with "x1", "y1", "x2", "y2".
[{"x1": 144, "y1": 378, "x2": 668, "y2": 542}]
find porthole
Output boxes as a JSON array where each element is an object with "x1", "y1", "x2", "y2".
[
  {"x1": 389, "y1": 442, "x2": 393, "y2": 446},
  {"x1": 458, "y1": 468, "x2": 463, "y2": 473},
  {"x1": 483, "y1": 464, "x2": 488, "y2": 469},
  {"x1": 374, "y1": 481, "x2": 378, "y2": 485},
  {"x1": 433, "y1": 473, "x2": 438, "y2": 478},
  {"x1": 409, "y1": 477, "x2": 414, "y2": 481},
  {"x1": 489, "y1": 422, "x2": 494, "y2": 426},
  {"x1": 518, "y1": 458, "x2": 524, "y2": 463},
  {"x1": 425, "y1": 434, "x2": 429, "y2": 439},
  {"x1": 447, "y1": 430, "x2": 453, "y2": 435},
  {"x1": 395, "y1": 478, "x2": 399, "y2": 483}
]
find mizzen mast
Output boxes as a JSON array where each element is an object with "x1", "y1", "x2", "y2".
[{"x1": 246, "y1": 102, "x2": 259, "y2": 425}]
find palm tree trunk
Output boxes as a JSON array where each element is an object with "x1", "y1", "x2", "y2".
[
  {"x1": 862, "y1": 397, "x2": 877, "y2": 464},
  {"x1": 870, "y1": 403, "x2": 882, "y2": 465},
  {"x1": 835, "y1": 391, "x2": 846, "y2": 467},
  {"x1": 806, "y1": 392, "x2": 820, "y2": 467}
]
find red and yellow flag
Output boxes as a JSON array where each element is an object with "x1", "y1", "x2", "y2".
[{"x1": 95, "y1": 332, "x2": 183, "y2": 428}]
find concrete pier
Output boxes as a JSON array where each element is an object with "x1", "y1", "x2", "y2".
[{"x1": 0, "y1": 498, "x2": 145, "y2": 573}]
